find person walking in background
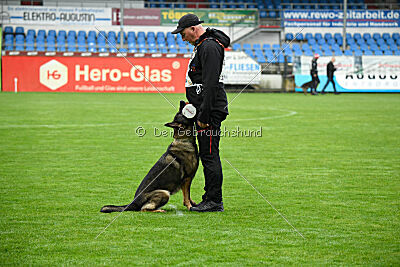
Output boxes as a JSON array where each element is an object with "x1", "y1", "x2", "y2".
[
  {"x1": 171, "y1": 14, "x2": 230, "y2": 212},
  {"x1": 321, "y1": 57, "x2": 339, "y2": 95},
  {"x1": 310, "y1": 54, "x2": 320, "y2": 95}
]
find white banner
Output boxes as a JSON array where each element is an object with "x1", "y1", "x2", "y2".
[
  {"x1": 337, "y1": 56, "x2": 400, "y2": 90},
  {"x1": 222, "y1": 51, "x2": 260, "y2": 85},
  {"x1": 5, "y1": 5, "x2": 112, "y2": 26},
  {"x1": 299, "y1": 56, "x2": 355, "y2": 75}
]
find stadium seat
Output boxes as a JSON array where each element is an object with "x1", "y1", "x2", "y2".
[
  {"x1": 262, "y1": 44, "x2": 271, "y2": 50},
  {"x1": 334, "y1": 50, "x2": 343, "y2": 56},
  {"x1": 26, "y1": 44, "x2": 35, "y2": 51},
  {"x1": 363, "y1": 33, "x2": 371, "y2": 41},
  {"x1": 382, "y1": 33, "x2": 391, "y2": 40},
  {"x1": 373, "y1": 33, "x2": 381, "y2": 41},
  {"x1": 285, "y1": 33, "x2": 294, "y2": 41},
  {"x1": 296, "y1": 33, "x2": 304, "y2": 41},
  {"x1": 324, "y1": 33, "x2": 333, "y2": 41},
  {"x1": 344, "y1": 50, "x2": 353, "y2": 56},
  {"x1": 374, "y1": 50, "x2": 383, "y2": 55},
  {"x1": 4, "y1": 26, "x2": 13, "y2": 35},
  {"x1": 57, "y1": 45, "x2": 66, "y2": 52},
  {"x1": 15, "y1": 26, "x2": 24, "y2": 35},
  {"x1": 354, "y1": 50, "x2": 363, "y2": 56},
  {"x1": 232, "y1": 43, "x2": 241, "y2": 51},
  {"x1": 392, "y1": 33, "x2": 400, "y2": 41}
]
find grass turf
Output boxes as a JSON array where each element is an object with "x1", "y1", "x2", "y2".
[{"x1": 0, "y1": 92, "x2": 399, "y2": 265}]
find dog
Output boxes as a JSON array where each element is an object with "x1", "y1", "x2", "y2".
[
  {"x1": 100, "y1": 101, "x2": 199, "y2": 213},
  {"x1": 297, "y1": 80, "x2": 319, "y2": 95}
]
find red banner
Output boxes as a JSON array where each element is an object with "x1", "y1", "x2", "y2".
[{"x1": 2, "y1": 56, "x2": 189, "y2": 93}]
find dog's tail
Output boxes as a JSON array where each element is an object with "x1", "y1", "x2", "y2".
[{"x1": 100, "y1": 203, "x2": 140, "y2": 213}]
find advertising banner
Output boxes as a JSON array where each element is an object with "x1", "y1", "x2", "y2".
[
  {"x1": 294, "y1": 56, "x2": 400, "y2": 92},
  {"x1": 161, "y1": 9, "x2": 257, "y2": 26},
  {"x1": 283, "y1": 10, "x2": 400, "y2": 27},
  {"x1": 222, "y1": 51, "x2": 261, "y2": 84},
  {"x1": 4, "y1": 5, "x2": 111, "y2": 26},
  {"x1": 112, "y1": 8, "x2": 161, "y2": 26},
  {"x1": 2, "y1": 56, "x2": 188, "y2": 93}
]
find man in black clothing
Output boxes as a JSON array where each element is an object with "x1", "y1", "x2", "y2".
[
  {"x1": 310, "y1": 54, "x2": 320, "y2": 95},
  {"x1": 172, "y1": 14, "x2": 230, "y2": 212},
  {"x1": 321, "y1": 57, "x2": 339, "y2": 94}
]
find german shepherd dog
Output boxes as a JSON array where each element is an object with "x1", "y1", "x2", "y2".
[
  {"x1": 298, "y1": 80, "x2": 319, "y2": 95},
  {"x1": 100, "y1": 101, "x2": 199, "y2": 213}
]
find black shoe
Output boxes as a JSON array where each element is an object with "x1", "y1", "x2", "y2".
[
  {"x1": 191, "y1": 199, "x2": 207, "y2": 208},
  {"x1": 190, "y1": 200, "x2": 224, "y2": 212}
]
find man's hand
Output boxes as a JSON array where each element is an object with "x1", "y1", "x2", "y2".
[{"x1": 197, "y1": 120, "x2": 209, "y2": 128}]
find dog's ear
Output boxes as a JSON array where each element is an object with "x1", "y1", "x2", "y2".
[
  {"x1": 165, "y1": 122, "x2": 182, "y2": 128},
  {"x1": 179, "y1": 100, "x2": 186, "y2": 112}
]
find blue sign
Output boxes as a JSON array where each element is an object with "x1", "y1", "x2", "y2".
[{"x1": 283, "y1": 10, "x2": 400, "y2": 27}]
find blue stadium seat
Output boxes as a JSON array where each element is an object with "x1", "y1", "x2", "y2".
[
  {"x1": 232, "y1": 43, "x2": 241, "y2": 51},
  {"x1": 382, "y1": 33, "x2": 391, "y2": 40},
  {"x1": 4, "y1": 35, "x2": 13, "y2": 46},
  {"x1": 373, "y1": 33, "x2": 381, "y2": 41},
  {"x1": 262, "y1": 44, "x2": 271, "y2": 50},
  {"x1": 392, "y1": 33, "x2": 400, "y2": 41},
  {"x1": 344, "y1": 50, "x2": 353, "y2": 56},
  {"x1": 363, "y1": 33, "x2": 371, "y2": 41},
  {"x1": 334, "y1": 50, "x2": 343, "y2": 56},
  {"x1": 294, "y1": 49, "x2": 303, "y2": 56},
  {"x1": 57, "y1": 45, "x2": 66, "y2": 52},
  {"x1": 364, "y1": 50, "x2": 373, "y2": 55},
  {"x1": 15, "y1": 45, "x2": 24, "y2": 51},
  {"x1": 26, "y1": 44, "x2": 35, "y2": 51},
  {"x1": 242, "y1": 43, "x2": 251, "y2": 50},
  {"x1": 47, "y1": 45, "x2": 56, "y2": 52},
  {"x1": 253, "y1": 44, "x2": 261, "y2": 50},
  {"x1": 37, "y1": 44, "x2": 46, "y2": 52},
  {"x1": 304, "y1": 50, "x2": 313, "y2": 56},
  {"x1": 296, "y1": 33, "x2": 304, "y2": 41},
  {"x1": 394, "y1": 50, "x2": 400, "y2": 55},
  {"x1": 305, "y1": 33, "x2": 313, "y2": 41},
  {"x1": 4, "y1": 26, "x2": 13, "y2": 34},
  {"x1": 27, "y1": 29, "x2": 36, "y2": 37},
  {"x1": 317, "y1": 38, "x2": 326, "y2": 45},
  {"x1": 374, "y1": 50, "x2": 383, "y2": 55},
  {"x1": 315, "y1": 33, "x2": 323, "y2": 40},
  {"x1": 324, "y1": 33, "x2": 333, "y2": 40},
  {"x1": 354, "y1": 50, "x2": 363, "y2": 56},
  {"x1": 285, "y1": 33, "x2": 294, "y2": 41},
  {"x1": 168, "y1": 48, "x2": 177, "y2": 53},
  {"x1": 353, "y1": 33, "x2": 362, "y2": 40},
  {"x1": 15, "y1": 26, "x2": 24, "y2": 35},
  {"x1": 260, "y1": 10, "x2": 268, "y2": 18}
]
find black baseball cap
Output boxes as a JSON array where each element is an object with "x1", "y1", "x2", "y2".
[{"x1": 171, "y1": 14, "x2": 204, "y2": 34}]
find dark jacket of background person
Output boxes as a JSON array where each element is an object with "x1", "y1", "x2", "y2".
[{"x1": 326, "y1": 61, "x2": 337, "y2": 80}]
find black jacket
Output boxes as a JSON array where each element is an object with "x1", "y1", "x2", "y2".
[
  {"x1": 326, "y1": 61, "x2": 336, "y2": 79},
  {"x1": 185, "y1": 28, "x2": 230, "y2": 125},
  {"x1": 310, "y1": 58, "x2": 318, "y2": 76}
]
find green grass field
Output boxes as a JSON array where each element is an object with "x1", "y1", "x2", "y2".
[{"x1": 0, "y1": 92, "x2": 399, "y2": 265}]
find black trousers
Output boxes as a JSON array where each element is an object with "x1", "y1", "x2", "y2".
[
  {"x1": 311, "y1": 75, "x2": 320, "y2": 93},
  {"x1": 322, "y1": 77, "x2": 337, "y2": 92},
  {"x1": 196, "y1": 114, "x2": 225, "y2": 203}
]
